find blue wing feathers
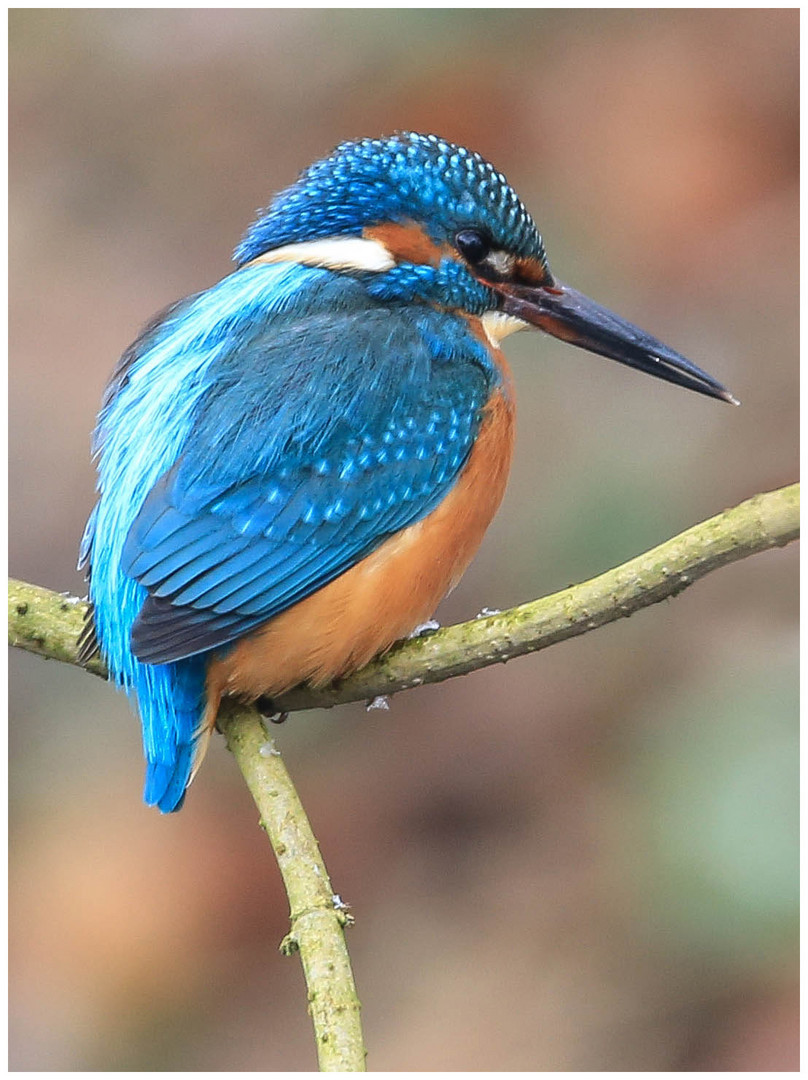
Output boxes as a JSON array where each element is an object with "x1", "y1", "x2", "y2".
[
  {"x1": 85, "y1": 261, "x2": 330, "y2": 809},
  {"x1": 132, "y1": 534, "x2": 241, "y2": 588},
  {"x1": 84, "y1": 259, "x2": 500, "y2": 808},
  {"x1": 121, "y1": 297, "x2": 493, "y2": 663}
]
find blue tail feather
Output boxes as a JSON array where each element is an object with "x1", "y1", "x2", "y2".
[
  {"x1": 135, "y1": 655, "x2": 208, "y2": 813},
  {"x1": 144, "y1": 744, "x2": 194, "y2": 813}
]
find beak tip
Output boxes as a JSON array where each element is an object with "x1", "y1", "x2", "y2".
[{"x1": 498, "y1": 279, "x2": 741, "y2": 407}]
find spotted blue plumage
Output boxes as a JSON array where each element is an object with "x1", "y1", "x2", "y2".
[
  {"x1": 83, "y1": 258, "x2": 500, "y2": 812},
  {"x1": 124, "y1": 294, "x2": 496, "y2": 662},
  {"x1": 235, "y1": 132, "x2": 548, "y2": 271}
]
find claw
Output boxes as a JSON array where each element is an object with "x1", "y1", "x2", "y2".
[{"x1": 255, "y1": 695, "x2": 288, "y2": 724}]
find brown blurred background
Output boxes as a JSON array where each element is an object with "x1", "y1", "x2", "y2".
[{"x1": 9, "y1": 9, "x2": 798, "y2": 1071}]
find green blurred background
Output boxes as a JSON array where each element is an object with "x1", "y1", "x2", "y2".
[{"x1": 9, "y1": 9, "x2": 798, "y2": 1071}]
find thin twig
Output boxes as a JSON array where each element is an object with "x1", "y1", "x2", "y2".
[{"x1": 221, "y1": 702, "x2": 365, "y2": 1071}]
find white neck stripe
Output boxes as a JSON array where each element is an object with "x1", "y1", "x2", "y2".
[{"x1": 247, "y1": 236, "x2": 396, "y2": 274}]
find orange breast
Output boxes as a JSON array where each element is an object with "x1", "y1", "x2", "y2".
[{"x1": 205, "y1": 381, "x2": 515, "y2": 712}]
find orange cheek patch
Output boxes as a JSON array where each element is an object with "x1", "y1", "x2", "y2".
[
  {"x1": 364, "y1": 221, "x2": 450, "y2": 267},
  {"x1": 514, "y1": 257, "x2": 551, "y2": 286}
]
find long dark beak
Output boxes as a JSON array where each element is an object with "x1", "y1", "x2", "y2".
[{"x1": 497, "y1": 279, "x2": 738, "y2": 405}]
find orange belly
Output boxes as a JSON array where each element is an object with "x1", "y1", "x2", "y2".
[{"x1": 205, "y1": 382, "x2": 515, "y2": 713}]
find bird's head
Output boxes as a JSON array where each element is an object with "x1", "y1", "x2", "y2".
[{"x1": 236, "y1": 132, "x2": 735, "y2": 404}]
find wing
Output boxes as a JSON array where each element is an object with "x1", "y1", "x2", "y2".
[
  {"x1": 77, "y1": 295, "x2": 197, "y2": 665},
  {"x1": 123, "y1": 305, "x2": 495, "y2": 664}
]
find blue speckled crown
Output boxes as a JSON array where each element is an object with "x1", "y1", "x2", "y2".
[{"x1": 235, "y1": 132, "x2": 547, "y2": 269}]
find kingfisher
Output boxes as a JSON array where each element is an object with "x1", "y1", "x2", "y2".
[{"x1": 79, "y1": 132, "x2": 736, "y2": 813}]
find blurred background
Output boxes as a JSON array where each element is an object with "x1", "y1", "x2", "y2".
[{"x1": 9, "y1": 9, "x2": 798, "y2": 1071}]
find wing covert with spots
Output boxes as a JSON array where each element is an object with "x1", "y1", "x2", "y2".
[{"x1": 123, "y1": 306, "x2": 498, "y2": 663}]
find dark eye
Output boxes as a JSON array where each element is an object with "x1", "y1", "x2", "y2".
[{"x1": 455, "y1": 229, "x2": 491, "y2": 264}]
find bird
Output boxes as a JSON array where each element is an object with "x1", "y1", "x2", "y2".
[{"x1": 79, "y1": 131, "x2": 736, "y2": 813}]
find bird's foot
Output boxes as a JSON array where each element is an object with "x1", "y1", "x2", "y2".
[
  {"x1": 409, "y1": 618, "x2": 440, "y2": 638},
  {"x1": 255, "y1": 695, "x2": 288, "y2": 724}
]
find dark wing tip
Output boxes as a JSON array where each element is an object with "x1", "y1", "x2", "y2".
[{"x1": 131, "y1": 594, "x2": 261, "y2": 665}]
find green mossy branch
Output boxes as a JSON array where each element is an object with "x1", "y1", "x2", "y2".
[
  {"x1": 8, "y1": 482, "x2": 799, "y2": 1072},
  {"x1": 9, "y1": 483, "x2": 799, "y2": 710}
]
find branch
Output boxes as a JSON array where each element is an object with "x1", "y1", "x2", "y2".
[
  {"x1": 9, "y1": 483, "x2": 799, "y2": 710},
  {"x1": 221, "y1": 703, "x2": 365, "y2": 1070},
  {"x1": 7, "y1": 591, "x2": 367, "y2": 1069},
  {"x1": 8, "y1": 482, "x2": 798, "y2": 1071}
]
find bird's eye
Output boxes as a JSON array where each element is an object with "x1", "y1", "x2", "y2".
[{"x1": 455, "y1": 229, "x2": 491, "y2": 264}]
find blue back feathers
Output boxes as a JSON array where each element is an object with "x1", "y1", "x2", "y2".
[
  {"x1": 83, "y1": 132, "x2": 525, "y2": 812},
  {"x1": 83, "y1": 261, "x2": 325, "y2": 811}
]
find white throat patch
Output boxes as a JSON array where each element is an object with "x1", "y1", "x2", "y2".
[{"x1": 480, "y1": 310, "x2": 529, "y2": 347}]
